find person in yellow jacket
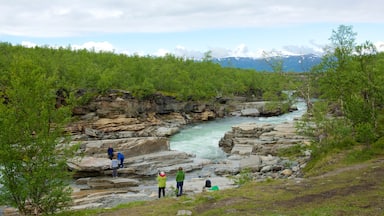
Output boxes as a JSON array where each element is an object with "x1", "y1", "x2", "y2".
[{"x1": 157, "y1": 171, "x2": 167, "y2": 198}]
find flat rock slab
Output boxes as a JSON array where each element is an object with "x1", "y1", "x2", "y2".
[
  {"x1": 231, "y1": 144, "x2": 253, "y2": 155},
  {"x1": 76, "y1": 177, "x2": 140, "y2": 189}
]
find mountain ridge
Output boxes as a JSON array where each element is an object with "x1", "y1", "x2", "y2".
[{"x1": 212, "y1": 54, "x2": 322, "y2": 72}]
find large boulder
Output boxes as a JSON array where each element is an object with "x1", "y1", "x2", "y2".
[
  {"x1": 219, "y1": 122, "x2": 309, "y2": 155},
  {"x1": 240, "y1": 108, "x2": 260, "y2": 117},
  {"x1": 124, "y1": 150, "x2": 201, "y2": 176},
  {"x1": 68, "y1": 157, "x2": 111, "y2": 172},
  {"x1": 74, "y1": 137, "x2": 170, "y2": 158},
  {"x1": 67, "y1": 150, "x2": 208, "y2": 178}
]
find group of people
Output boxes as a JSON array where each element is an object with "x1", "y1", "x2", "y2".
[
  {"x1": 108, "y1": 144, "x2": 125, "y2": 178},
  {"x1": 157, "y1": 166, "x2": 185, "y2": 198},
  {"x1": 107, "y1": 145, "x2": 214, "y2": 198}
]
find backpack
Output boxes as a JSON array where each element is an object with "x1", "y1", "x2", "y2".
[{"x1": 205, "y1": 179, "x2": 211, "y2": 188}]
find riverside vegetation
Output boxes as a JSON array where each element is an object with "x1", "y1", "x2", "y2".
[{"x1": 1, "y1": 24, "x2": 384, "y2": 215}]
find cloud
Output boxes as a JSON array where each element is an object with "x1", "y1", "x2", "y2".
[
  {"x1": 157, "y1": 44, "x2": 267, "y2": 59},
  {"x1": 19, "y1": 39, "x2": 326, "y2": 59},
  {"x1": 1, "y1": 0, "x2": 383, "y2": 37},
  {"x1": 152, "y1": 49, "x2": 168, "y2": 57},
  {"x1": 173, "y1": 46, "x2": 204, "y2": 59},
  {"x1": 375, "y1": 41, "x2": 384, "y2": 52},
  {"x1": 71, "y1": 41, "x2": 115, "y2": 52},
  {"x1": 21, "y1": 41, "x2": 37, "y2": 48},
  {"x1": 21, "y1": 40, "x2": 116, "y2": 53},
  {"x1": 282, "y1": 45, "x2": 325, "y2": 56}
]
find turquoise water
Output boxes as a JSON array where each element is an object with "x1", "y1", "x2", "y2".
[{"x1": 170, "y1": 101, "x2": 307, "y2": 160}]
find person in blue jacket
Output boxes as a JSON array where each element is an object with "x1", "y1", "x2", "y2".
[
  {"x1": 117, "y1": 152, "x2": 125, "y2": 168},
  {"x1": 107, "y1": 144, "x2": 114, "y2": 160}
]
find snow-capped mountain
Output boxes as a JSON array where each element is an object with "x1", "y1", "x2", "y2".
[{"x1": 212, "y1": 54, "x2": 322, "y2": 72}]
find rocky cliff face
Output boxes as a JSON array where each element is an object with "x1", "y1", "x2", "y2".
[
  {"x1": 68, "y1": 90, "x2": 295, "y2": 136},
  {"x1": 65, "y1": 91, "x2": 233, "y2": 179},
  {"x1": 65, "y1": 90, "x2": 303, "y2": 177}
]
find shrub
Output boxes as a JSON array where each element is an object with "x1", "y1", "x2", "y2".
[{"x1": 231, "y1": 168, "x2": 253, "y2": 186}]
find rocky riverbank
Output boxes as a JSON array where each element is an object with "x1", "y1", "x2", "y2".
[
  {"x1": 2, "y1": 91, "x2": 310, "y2": 214},
  {"x1": 65, "y1": 121, "x2": 311, "y2": 211},
  {"x1": 60, "y1": 91, "x2": 309, "y2": 211}
]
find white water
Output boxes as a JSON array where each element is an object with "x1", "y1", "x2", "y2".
[{"x1": 170, "y1": 101, "x2": 307, "y2": 160}]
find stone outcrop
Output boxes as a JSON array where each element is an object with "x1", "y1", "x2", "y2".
[
  {"x1": 219, "y1": 122, "x2": 309, "y2": 156},
  {"x1": 216, "y1": 121, "x2": 311, "y2": 180},
  {"x1": 67, "y1": 137, "x2": 209, "y2": 178},
  {"x1": 231, "y1": 101, "x2": 298, "y2": 117}
]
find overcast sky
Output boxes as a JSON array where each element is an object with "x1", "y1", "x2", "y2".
[{"x1": 1, "y1": 0, "x2": 383, "y2": 58}]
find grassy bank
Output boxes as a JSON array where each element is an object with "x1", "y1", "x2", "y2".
[{"x1": 59, "y1": 156, "x2": 384, "y2": 216}]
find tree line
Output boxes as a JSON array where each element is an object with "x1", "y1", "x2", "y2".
[{"x1": 0, "y1": 43, "x2": 293, "y2": 101}]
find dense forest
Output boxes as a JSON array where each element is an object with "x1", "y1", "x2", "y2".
[
  {"x1": 0, "y1": 42, "x2": 294, "y2": 102},
  {"x1": 1, "y1": 25, "x2": 384, "y2": 215}
]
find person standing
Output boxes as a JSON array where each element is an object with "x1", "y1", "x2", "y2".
[
  {"x1": 157, "y1": 171, "x2": 167, "y2": 198},
  {"x1": 175, "y1": 167, "x2": 185, "y2": 197},
  {"x1": 117, "y1": 152, "x2": 125, "y2": 168},
  {"x1": 107, "y1": 144, "x2": 114, "y2": 160},
  {"x1": 111, "y1": 155, "x2": 118, "y2": 178}
]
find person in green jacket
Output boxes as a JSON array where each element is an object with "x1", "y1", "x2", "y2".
[
  {"x1": 157, "y1": 171, "x2": 167, "y2": 198},
  {"x1": 175, "y1": 167, "x2": 185, "y2": 197}
]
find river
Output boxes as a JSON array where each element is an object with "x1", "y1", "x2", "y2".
[{"x1": 170, "y1": 101, "x2": 307, "y2": 160}]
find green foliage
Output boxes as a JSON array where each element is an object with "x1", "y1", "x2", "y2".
[
  {"x1": 297, "y1": 100, "x2": 353, "y2": 142},
  {"x1": 372, "y1": 136, "x2": 384, "y2": 152},
  {"x1": 0, "y1": 43, "x2": 292, "y2": 102},
  {"x1": 300, "y1": 25, "x2": 384, "y2": 171},
  {"x1": 345, "y1": 148, "x2": 377, "y2": 163},
  {"x1": 277, "y1": 144, "x2": 307, "y2": 159},
  {"x1": 355, "y1": 122, "x2": 376, "y2": 145},
  {"x1": 76, "y1": 91, "x2": 98, "y2": 106},
  {"x1": 231, "y1": 168, "x2": 253, "y2": 186},
  {"x1": 169, "y1": 185, "x2": 178, "y2": 197},
  {"x1": 304, "y1": 126, "x2": 357, "y2": 173},
  {"x1": 345, "y1": 136, "x2": 384, "y2": 163},
  {"x1": 0, "y1": 55, "x2": 77, "y2": 215},
  {"x1": 316, "y1": 26, "x2": 383, "y2": 138},
  {"x1": 135, "y1": 79, "x2": 157, "y2": 98}
]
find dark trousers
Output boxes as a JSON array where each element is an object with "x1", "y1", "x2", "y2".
[
  {"x1": 158, "y1": 187, "x2": 165, "y2": 198},
  {"x1": 176, "y1": 181, "x2": 184, "y2": 196},
  {"x1": 112, "y1": 168, "x2": 117, "y2": 177}
]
